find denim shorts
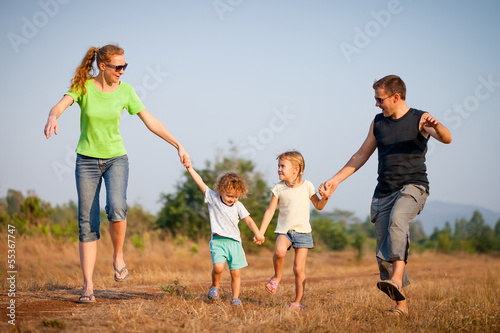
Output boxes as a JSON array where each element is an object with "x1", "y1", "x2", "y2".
[
  {"x1": 75, "y1": 154, "x2": 129, "y2": 243},
  {"x1": 209, "y1": 235, "x2": 248, "y2": 270},
  {"x1": 279, "y1": 230, "x2": 314, "y2": 250}
]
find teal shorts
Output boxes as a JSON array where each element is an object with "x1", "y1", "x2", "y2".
[{"x1": 210, "y1": 235, "x2": 248, "y2": 270}]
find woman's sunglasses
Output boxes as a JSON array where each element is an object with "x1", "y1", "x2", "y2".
[{"x1": 105, "y1": 63, "x2": 128, "y2": 72}]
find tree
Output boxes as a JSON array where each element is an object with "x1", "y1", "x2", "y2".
[
  {"x1": 360, "y1": 215, "x2": 376, "y2": 239},
  {"x1": 454, "y1": 217, "x2": 468, "y2": 241},
  {"x1": 466, "y1": 211, "x2": 494, "y2": 253},
  {"x1": 442, "y1": 221, "x2": 453, "y2": 239},
  {"x1": 127, "y1": 203, "x2": 156, "y2": 235},
  {"x1": 0, "y1": 197, "x2": 11, "y2": 229},
  {"x1": 436, "y1": 233, "x2": 452, "y2": 253},
  {"x1": 322, "y1": 209, "x2": 361, "y2": 228},
  {"x1": 409, "y1": 219, "x2": 428, "y2": 244},
  {"x1": 21, "y1": 191, "x2": 52, "y2": 226},
  {"x1": 352, "y1": 230, "x2": 367, "y2": 260},
  {"x1": 430, "y1": 227, "x2": 440, "y2": 242},
  {"x1": 494, "y1": 219, "x2": 500, "y2": 251},
  {"x1": 311, "y1": 211, "x2": 349, "y2": 251},
  {"x1": 51, "y1": 200, "x2": 78, "y2": 224},
  {"x1": 7, "y1": 189, "x2": 24, "y2": 215},
  {"x1": 467, "y1": 210, "x2": 485, "y2": 237}
]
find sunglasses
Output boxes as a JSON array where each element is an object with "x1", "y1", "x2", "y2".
[
  {"x1": 105, "y1": 63, "x2": 128, "y2": 72},
  {"x1": 375, "y1": 93, "x2": 396, "y2": 104}
]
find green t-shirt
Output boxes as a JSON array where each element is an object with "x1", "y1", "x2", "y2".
[{"x1": 66, "y1": 79, "x2": 145, "y2": 158}]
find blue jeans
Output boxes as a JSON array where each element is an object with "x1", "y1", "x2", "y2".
[
  {"x1": 370, "y1": 184, "x2": 428, "y2": 287},
  {"x1": 75, "y1": 154, "x2": 129, "y2": 243}
]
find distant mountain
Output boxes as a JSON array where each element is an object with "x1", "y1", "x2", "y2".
[{"x1": 415, "y1": 201, "x2": 500, "y2": 235}]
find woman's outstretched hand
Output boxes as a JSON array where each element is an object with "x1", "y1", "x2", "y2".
[{"x1": 44, "y1": 116, "x2": 58, "y2": 139}]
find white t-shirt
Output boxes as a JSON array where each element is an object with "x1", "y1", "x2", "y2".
[
  {"x1": 272, "y1": 180, "x2": 317, "y2": 234},
  {"x1": 205, "y1": 187, "x2": 250, "y2": 242}
]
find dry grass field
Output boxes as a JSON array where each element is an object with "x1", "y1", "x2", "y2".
[{"x1": 0, "y1": 232, "x2": 499, "y2": 332}]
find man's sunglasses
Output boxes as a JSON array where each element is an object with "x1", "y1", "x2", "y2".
[
  {"x1": 375, "y1": 93, "x2": 396, "y2": 104},
  {"x1": 105, "y1": 63, "x2": 128, "y2": 72}
]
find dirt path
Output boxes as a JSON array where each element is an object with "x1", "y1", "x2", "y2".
[{"x1": 1, "y1": 271, "x2": 377, "y2": 327}]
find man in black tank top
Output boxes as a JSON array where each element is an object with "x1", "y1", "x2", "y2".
[{"x1": 322, "y1": 75, "x2": 452, "y2": 316}]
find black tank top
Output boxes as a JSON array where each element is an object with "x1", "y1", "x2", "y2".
[{"x1": 373, "y1": 108, "x2": 429, "y2": 198}]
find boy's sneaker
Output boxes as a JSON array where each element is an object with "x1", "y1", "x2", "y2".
[
  {"x1": 208, "y1": 286, "x2": 219, "y2": 300},
  {"x1": 231, "y1": 299, "x2": 242, "y2": 306}
]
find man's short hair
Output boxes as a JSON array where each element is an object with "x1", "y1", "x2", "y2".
[{"x1": 373, "y1": 75, "x2": 406, "y2": 100}]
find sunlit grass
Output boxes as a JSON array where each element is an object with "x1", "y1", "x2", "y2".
[{"x1": 1, "y1": 232, "x2": 499, "y2": 332}]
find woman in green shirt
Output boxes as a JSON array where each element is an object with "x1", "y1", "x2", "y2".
[{"x1": 44, "y1": 44, "x2": 190, "y2": 303}]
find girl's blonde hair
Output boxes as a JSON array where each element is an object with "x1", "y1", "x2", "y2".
[
  {"x1": 70, "y1": 44, "x2": 124, "y2": 95},
  {"x1": 214, "y1": 172, "x2": 248, "y2": 198},
  {"x1": 277, "y1": 150, "x2": 305, "y2": 185}
]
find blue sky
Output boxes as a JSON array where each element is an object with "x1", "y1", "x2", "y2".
[{"x1": 1, "y1": 0, "x2": 499, "y2": 220}]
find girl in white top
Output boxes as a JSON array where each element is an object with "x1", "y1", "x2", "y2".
[{"x1": 259, "y1": 151, "x2": 329, "y2": 309}]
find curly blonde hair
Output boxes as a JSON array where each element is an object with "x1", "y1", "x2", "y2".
[{"x1": 214, "y1": 172, "x2": 248, "y2": 198}]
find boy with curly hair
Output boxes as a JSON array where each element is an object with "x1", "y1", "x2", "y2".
[{"x1": 186, "y1": 165, "x2": 265, "y2": 306}]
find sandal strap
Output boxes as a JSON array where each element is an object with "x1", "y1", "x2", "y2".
[
  {"x1": 79, "y1": 294, "x2": 95, "y2": 301},
  {"x1": 289, "y1": 302, "x2": 304, "y2": 309},
  {"x1": 392, "y1": 308, "x2": 404, "y2": 315},
  {"x1": 113, "y1": 264, "x2": 128, "y2": 274}
]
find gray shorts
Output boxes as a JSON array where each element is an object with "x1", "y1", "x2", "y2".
[{"x1": 370, "y1": 184, "x2": 428, "y2": 287}]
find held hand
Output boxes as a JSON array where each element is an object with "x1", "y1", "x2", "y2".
[
  {"x1": 323, "y1": 179, "x2": 338, "y2": 199},
  {"x1": 178, "y1": 146, "x2": 191, "y2": 167},
  {"x1": 318, "y1": 183, "x2": 328, "y2": 199},
  {"x1": 421, "y1": 116, "x2": 440, "y2": 128},
  {"x1": 44, "y1": 117, "x2": 58, "y2": 139},
  {"x1": 253, "y1": 235, "x2": 265, "y2": 245}
]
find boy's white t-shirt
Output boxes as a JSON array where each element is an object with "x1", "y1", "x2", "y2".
[
  {"x1": 272, "y1": 180, "x2": 316, "y2": 234},
  {"x1": 205, "y1": 187, "x2": 250, "y2": 242}
]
